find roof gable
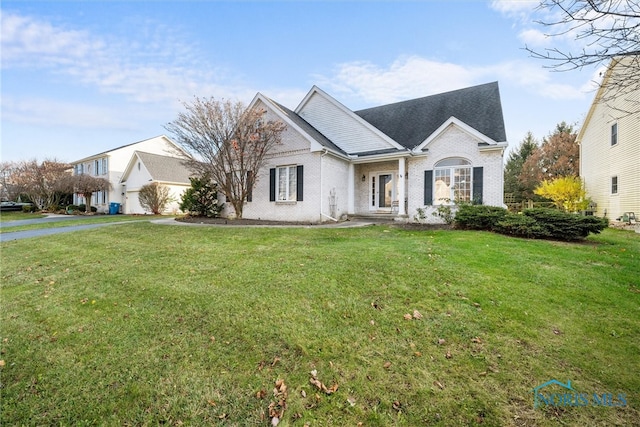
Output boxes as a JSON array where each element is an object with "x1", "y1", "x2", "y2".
[
  {"x1": 576, "y1": 56, "x2": 637, "y2": 143},
  {"x1": 415, "y1": 116, "x2": 508, "y2": 152},
  {"x1": 248, "y1": 93, "x2": 348, "y2": 156},
  {"x1": 295, "y1": 86, "x2": 405, "y2": 154},
  {"x1": 121, "y1": 151, "x2": 192, "y2": 184},
  {"x1": 355, "y1": 82, "x2": 507, "y2": 149}
]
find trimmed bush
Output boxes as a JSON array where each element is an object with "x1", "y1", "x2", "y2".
[
  {"x1": 66, "y1": 205, "x2": 79, "y2": 214},
  {"x1": 77, "y1": 204, "x2": 98, "y2": 213},
  {"x1": 513, "y1": 208, "x2": 609, "y2": 241},
  {"x1": 454, "y1": 206, "x2": 609, "y2": 241},
  {"x1": 454, "y1": 204, "x2": 508, "y2": 230},
  {"x1": 493, "y1": 213, "x2": 546, "y2": 238}
]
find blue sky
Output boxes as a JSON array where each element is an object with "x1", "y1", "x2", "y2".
[{"x1": 1, "y1": 1, "x2": 603, "y2": 163}]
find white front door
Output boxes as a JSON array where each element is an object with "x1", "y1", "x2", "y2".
[{"x1": 370, "y1": 172, "x2": 395, "y2": 211}]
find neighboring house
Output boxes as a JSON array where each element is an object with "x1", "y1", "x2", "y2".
[
  {"x1": 577, "y1": 57, "x2": 640, "y2": 221},
  {"x1": 120, "y1": 151, "x2": 192, "y2": 214},
  {"x1": 70, "y1": 135, "x2": 185, "y2": 213},
  {"x1": 227, "y1": 82, "x2": 508, "y2": 223}
]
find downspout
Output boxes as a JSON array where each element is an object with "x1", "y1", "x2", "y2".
[{"x1": 320, "y1": 149, "x2": 339, "y2": 222}]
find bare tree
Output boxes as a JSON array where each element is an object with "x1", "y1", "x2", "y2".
[
  {"x1": 166, "y1": 97, "x2": 286, "y2": 218},
  {"x1": 1, "y1": 161, "x2": 21, "y2": 202},
  {"x1": 62, "y1": 174, "x2": 111, "y2": 213},
  {"x1": 5, "y1": 159, "x2": 71, "y2": 209},
  {"x1": 526, "y1": 1, "x2": 640, "y2": 100},
  {"x1": 138, "y1": 182, "x2": 174, "y2": 215}
]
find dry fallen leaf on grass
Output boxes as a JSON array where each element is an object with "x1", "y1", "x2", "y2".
[
  {"x1": 434, "y1": 380, "x2": 445, "y2": 389},
  {"x1": 309, "y1": 372, "x2": 339, "y2": 394},
  {"x1": 412, "y1": 310, "x2": 423, "y2": 319},
  {"x1": 403, "y1": 313, "x2": 412, "y2": 320},
  {"x1": 383, "y1": 361, "x2": 392, "y2": 369}
]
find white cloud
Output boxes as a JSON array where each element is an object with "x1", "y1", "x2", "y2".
[
  {"x1": 316, "y1": 56, "x2": 477, "y2": 105},
  {"x1": 315, "y1": 56, "x2": 589, "y2": 107},
  {"x1": 1, "y1": 11, "x2": 241, "y2": 107},
  {"x1": 489, "y1": 0, "x2": 538, "y2": 20},
  {"x1": 2, "y1": 96, "x2": 136, "y2": 130},
  {"x1": 1, "y1": 12, "x2": 103, "y2": 66},
  {"x1": 518, "y1": 28, "x2": 550, "y2": 47}
]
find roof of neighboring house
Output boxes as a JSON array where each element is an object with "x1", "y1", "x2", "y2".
[
  {"x1": 71, "y1": 135, "x2": 183, "y2": 164},
  {"x1": 354, "y1": 82, "x2": 507, "y2": 149},
  {"x1": 134, "y1": 151, "x2": 192, "y2": 184}
]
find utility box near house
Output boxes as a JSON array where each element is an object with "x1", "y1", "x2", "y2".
[{"x1": 109, "y1": 202, "x2": 121, "y2": 215}]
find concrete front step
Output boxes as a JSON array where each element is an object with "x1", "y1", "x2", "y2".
[{"x1": 348, "y1": 214, "x2": 409, "y2": 223}]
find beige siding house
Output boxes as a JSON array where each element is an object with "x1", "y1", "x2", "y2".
[
  {"x1": 578, "y1": 57, "x2": 640, "y2": 221},
  {"x1": 230, "y1": 83, "x2": 508, "y2": 223},
  {"x1": 70, "y1": 135, "x2": 185, "y2": 213},
  {"x1": 120, "y1": 152, "x2": 192, "y2": 214}
]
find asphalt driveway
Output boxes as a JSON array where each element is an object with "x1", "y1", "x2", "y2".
[{"x1": 0, "y1": 215, "x2": 149, "y2": 242}]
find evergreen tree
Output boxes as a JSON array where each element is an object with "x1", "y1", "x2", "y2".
[{"x1": 504, "y1": 132, "x2": 538, "y2": 203}]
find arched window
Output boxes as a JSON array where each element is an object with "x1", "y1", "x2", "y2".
[{"x1": 434, "y1": 158, "x2": 472, "y2": 204}]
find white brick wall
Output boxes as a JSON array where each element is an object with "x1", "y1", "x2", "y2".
[
  {"x1": 407, "y1": 125, "x2": 504, "y2": 222},
  {"x1": 234, "y1": 102, "x2": 505, "y2": 224}
]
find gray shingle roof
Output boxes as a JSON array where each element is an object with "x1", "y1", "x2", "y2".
[
  {"x1": 136, "y1": 152, "x2": 192, "y2": 184},
  {"x1": 354, "y1": 82, "x2": 507, "y2": 149}
]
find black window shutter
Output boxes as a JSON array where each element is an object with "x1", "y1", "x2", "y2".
[
  {"x1": 269, "y1": 168, "x2": 276, "y2": 201},
  {"x1": 424, "y1": 170, "x2": 433, "y2": 205},
  {"x1": 473, "y1": 167, "x2": 483, "y2": 205},
  {"x1": 296, "y1": 165, "x2": 304, "y2": 201},
  {"x1": 246, "y1": 170, "x2": 253, "y2": 202}
]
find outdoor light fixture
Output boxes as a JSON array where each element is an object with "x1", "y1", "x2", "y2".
[{"x1": 362, "y1": 174, "x2": 366, "y2": 182}]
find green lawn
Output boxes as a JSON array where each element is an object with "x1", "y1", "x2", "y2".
[
  {"x1": 1, "y1": 223, "x2": 638, "y2": 426},
  {"x1": 0, "y1": 211, "x2": 46, "y2": 221},
  {"x1": 0, "y1": 213, "x2": 160, "y2": 233}
]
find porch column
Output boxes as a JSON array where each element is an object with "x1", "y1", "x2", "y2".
[
  {"x1": 398, "y1": 158, "x2": 406, "y2": 215},
  {"x1": 348, "y1": 163, "x2": 355, "y2": 214}
]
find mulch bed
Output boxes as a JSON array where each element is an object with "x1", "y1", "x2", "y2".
[{"x1": 176, "y1": 216, "x2": 453, "y2": 230}]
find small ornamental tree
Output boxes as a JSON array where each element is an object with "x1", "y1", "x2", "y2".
[
  {"x1": 61, "y1": 174, "x2": 111, "y2": 214},
  {"x1": 534, "y1": 176, "x2": 590, "y2": 213},
  {"x1": 180, "y1": 175, "x2": 223, "y2": 218},
  {"x1": 138, "y1": 182, "x2": 174, "y2": 215}
]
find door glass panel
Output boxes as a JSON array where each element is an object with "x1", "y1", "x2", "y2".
[{"x1": 379, "y1": 174, "x2": 392, "y2": 208}]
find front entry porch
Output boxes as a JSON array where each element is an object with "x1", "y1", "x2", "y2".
[{"x1": 350, "y1": 157, "x2": 407, "y2": 217}]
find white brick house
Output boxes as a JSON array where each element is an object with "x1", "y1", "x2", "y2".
[
  {"x1": 119, "y1": 151, "x2": 192, "y2": 214},
  {"x1": 229, "y1": 83, "x2": 508, "y2": 223}
]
